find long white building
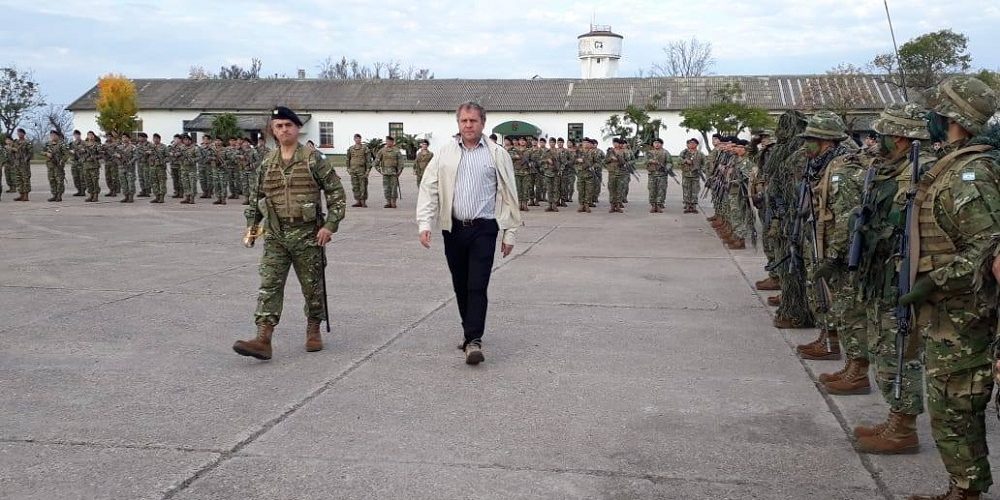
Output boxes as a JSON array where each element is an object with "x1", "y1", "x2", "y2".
[{"x1": 67, "y1": 75, "x2": 906, "y2": 154}]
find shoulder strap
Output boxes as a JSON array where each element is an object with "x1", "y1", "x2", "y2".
[{"x1": 913, "y1": 144, "x2": 992, "y2": 208}]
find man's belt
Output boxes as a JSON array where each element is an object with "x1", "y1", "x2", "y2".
[
  {"x1": 452, "y1": 217, "x2": 495, "y2": 228},
  {"x1": 279, "y1": 216, "x2": 311, "y2": 226}
]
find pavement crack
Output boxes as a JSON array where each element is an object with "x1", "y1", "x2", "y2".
[{"x1": 0, "y1": 437, "x2": 223, "y2": 455}]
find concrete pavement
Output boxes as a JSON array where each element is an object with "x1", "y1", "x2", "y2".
[{"x1": 1, "y1": 164, "x2": 997, "y2": 499}]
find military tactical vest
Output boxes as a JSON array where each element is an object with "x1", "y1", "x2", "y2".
[
  {"x1": 646, "y1": 149, "x2": 669, "y2": 175},
  {"x1": 380, "y1": 147, "x2": 400, "y2": 171},
  {"x1": 813, "y1": 153, "x2": 863, "y2": 259},
  {"x1": 262, "y1": 151, "x2": 320, "y2": 220},
  {"x1": 605, "y1": 148, "x2": 624, "y2": 173},
  {"x1": 347, "y1": 145, "x2": 367, "y2": 168},
  {"x1": 415, "y1": 150, "x2": 433, "y2": 169},
  {"x1": 913, "y1": 144, "x2": 993, "y2": 275}
]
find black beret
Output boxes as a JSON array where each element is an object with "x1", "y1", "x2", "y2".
[
  {"x1": 73, "y1": 129, "x2": 81, "y2": 135},
  {"x1": 153, "y1": 133, "x2": 161, "y2": 139},
  {"x1": 17, "y1": 128, "x2": 26, "y2": 133},
  {"x1": 137, "y1": 132, "x2": 148, "y2": 138},
  {"x1": 173, "y1": 134, "x2": 182, "y2": 138},
  {"x1": 557, "y1": 138, "x2": 565, "y2": 142},
  {"x1": 652, "y1": 138, "x2": 663, "y2": 144},
  {"x1": 687, "y1": 138, "x2": 700, "y2": 144},
  {"x1": 385, "y1": 135, "x2": 395, "y2": 141},
  {"x1": 271, "y1": 106, "x2": 303, "y2": 126}
]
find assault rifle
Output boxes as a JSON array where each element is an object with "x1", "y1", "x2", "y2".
[
  {"x1": 316, "y1": 203, "x2": 331, "y2": 334},
  {"x1": 893, "y1": 141, "x2": 920, "y2": 400},
  {"x1": 847, "y1": 166, "x2": 878, "y2": 271}
]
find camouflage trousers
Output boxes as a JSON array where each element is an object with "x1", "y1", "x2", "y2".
[
  {"x1": 648, "y1": 175, "x2": 667, "y2": 206},
  {"x1": 761, "y1": 209, "x2": 779, "y2": 279},
  {"x1": 867, "y1": 300, "x2": 924, "y2": 415},
  {"x1": 199, "y1": 165, "x2": 214, "y2": 195},
  {"x1": 70, "y1": 162, "x2": 84, "y2": 194},
  {"x1": 576, "y1": 170, "x2": 595, "y2": 208},
  {"x1": 3, "y1": 163, "x2": 15, "y2": 190},
  {"x1": 830, "y1": 276, "x2": 866, "y2": 360},
  {"x1": 241, "y1": 169, "x2": 254, "y2": 199},
  {"x1": 229, "y1": 170, "x2": 241, "y2": 196},
  {"x1": 16, "y1": 162, "x2": 31, "y2": 194},
  {"x1": 83, "y1": 165, "x2": 100, "y2": 196},
  {"x1": 592, "y1": 169, "x2": 603, "y2": 203},
  {"x1": 622, "y1": 174, "x2": 631, "y2": 202},
  {"x1": 138, "y1": 163, "x2": 150, "y2": 194},
  {"x1": 544, "y1": 175, "x2": 560, "y2": 208},
  {"x1": 150, "y1": 166, "x2": 167, "y2": 197},
  {"x1": 180, "y1": 166, "x2": 198, "y2": 198},
  {"x1": 682, "y1": 176, "x2": 699, "y2": 207},
  {"x1": 213, "y1": 167, "x2": 234, "y2": 198},
  {"x1": 118, "y1": 162, "x2": 136, "y2": 196},
  {"x1": 46, "y1": 164, "x2": 65, "y2": 196},
  {"x1": 254, "y1": 223, "x2": 326, "y2": 326},
  {"x1": 170, "y1": 167, "x2": 182, "y2": 196},
  {"x1": 529, "y1": 172, "x2": 544, "y2": 202},
  {"x1": 561, "y1": 169, "x2": 576, "y2": 202},
  {"x1": 414, "y1": 167, "x2": 425, "y2": 188},
  {"x1": 104, "y1": 163, "x2": 119, "y2": 193},
  {"x1": 348, "y1": 171, "x2": 369, "y2": 202},
  {"x1": 382, "y1": 174, "x2": 399, "y2": 202},
  {"x1": 917, "y1": 295, "x2": 997, "y2": 492},
  {"x1": 727, "y1": 188, "x2": 751, "y2": 239},
  {"x1": 607, "y1": 171, "x2": 626, "y2": 205},
  {"x1": 515, "y1": 173, "x2": 530, "y2": 205}
]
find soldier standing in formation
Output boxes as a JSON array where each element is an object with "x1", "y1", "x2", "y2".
[
  {"x1": 68, "y1": 130, "x2": 86, "y2": 197},
  {"x1": 234, "y1": 106, "x2": 346, "y2": 361},
  {"x1": 12, "y1": 128, "x2": 32, "y2": 201},
  {"x1": 541, "y1": 137, "x2": 560, "y2": 212},
  {"x1": 346, "y1": 134, "x2": 370, "y2": 207},
  {"x1": 645, "y1": 138, "x2": 670, "y2": 213},
  {"x1": 414, "y1": 139, "x2": 433, "y2": 188},
  {"x1": 374, "y1": 135, "x2": 404, "y2": 208},
  {"x1": 148, "y1": 133, "x2": 169, "y2": 204},
  {"x1": 42, "y1": 130, "x2": 68, "y2": 202},
  {"x1": 679, "y1": 138, "x2": 704, "y2": 213}
]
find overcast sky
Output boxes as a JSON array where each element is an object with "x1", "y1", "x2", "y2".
[{"x1": 3, "y1": 0, "x2": 999, "y2": 109}]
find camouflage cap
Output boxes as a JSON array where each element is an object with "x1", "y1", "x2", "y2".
[
  {"x1": 927, "y1": 76, "x2": 998, "y2": 136},
  {"x1": 798, "y1": 111, "x2": 848, "y2": 141},
  {"x1": 871, "y1": 102, "x2": 930, "y2": 140}
]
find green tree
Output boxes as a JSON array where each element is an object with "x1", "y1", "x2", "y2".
[
  {"x1": 602, "y1": 96, "x2": 666, "y2": 151},
  {"x1": 977, "y1": 69, "x2": 1000, "y2": 93},
  {"x1": 872, "y1": 29, "x2": 972, "y2": 92},
  {"x1": 364, "y1": 137, "x2": 384, "y2": 161},
  {"x1": 0, "y1": 65, "x2": 45, "y2": 138},
  {"x1": 679, "y1": 84, "x2": 773, "y2": 150},
  {"x1": 95, "y1": 74, "x2": 137, "y2": 135},
  {"x1": 395, "y1": 133, "x2": 420, "y2": 160},
  {"x1": 211, "y1": 113, "x2": 243, "y2": 141}
]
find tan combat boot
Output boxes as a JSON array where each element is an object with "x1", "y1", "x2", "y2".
[
  {"x1": 305, "y1": 320, "x2": 323, "y2": 352},
  {"x1": 232, "y1": 323, "x2": 275, "y2": 360},
  {"x1": 798, "y1": 330, "x2": 842, "y2": 360},
  {"x1": 727, "y1": 238, "x2": 746, "y2": 250},
  {"x1": 856, "y1": 411, "x2": 919, "y2": 454},
  {"x1": 818, "y1": 359, "x2": 851, "y2": 383},
  {"x1": 351, "y1": 200, "x2": 363, "y2": 207},
  {"x1": 796, "y1": 329, "x2": 829, "y2": 353},
  {"x1": 907, "y1": 483, "x2": 980, "y2": 500},
  {"x1": 755, "y1": 276, "x2": 780, "y2": 291},
  {"x1": 772, "y1": 315, "x2": 799, "y2": 329},
  {"x1": 767, "y1": 295, "x2": 781, "y2": 307},
  {"x1": 823, "y1": 358, "x2": 870, "y2": 394},
  {"x1": 707, "y1": 214, "x2": 718, "y2": 222}
]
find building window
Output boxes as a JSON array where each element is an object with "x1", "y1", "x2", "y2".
[
  {"x1": 319, "y1": 121, "x2": 334, "y2": 148},
  {"x1": 568, "y1": 123, "x2": 583, "y2": 142},
  {"x1": 389, "y1": 122, "x2": 404, "y2": 139},
  {"x1": 596, "y1": 58, "x2": 602, "y2": 64}
]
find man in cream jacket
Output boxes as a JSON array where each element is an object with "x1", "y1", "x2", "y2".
[{"x1": 416, "y1": 101, "x2": 521, "y2": 365}]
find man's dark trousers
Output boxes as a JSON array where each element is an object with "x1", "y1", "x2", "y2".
[{"x1": 443, "y1": 218, "x2": 498, "y2": 348}]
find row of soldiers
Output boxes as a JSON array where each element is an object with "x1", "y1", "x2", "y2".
[
  {"x1": 0, "y1": 129, "x2": 35, "y2": 201},
  {"x1": 1, "y1": 130, "x2": 270, "y2": 204},
  {"x1": 714, "y1": 75, "x2": 1000, "y2": 500},
  {"x1": 503, "y1": 135, "x2": 706, "y2": 214}
]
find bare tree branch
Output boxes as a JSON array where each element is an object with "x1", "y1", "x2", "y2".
[{"x1": 648, "y1": 37, "x2": 715, "y2": 77}]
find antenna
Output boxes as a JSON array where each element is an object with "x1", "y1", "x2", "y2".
[{"x1": 883, "y1": 0, "x2": 908, "y2": 99}]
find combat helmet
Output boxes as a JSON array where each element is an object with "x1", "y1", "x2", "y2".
[
  {"x1": 927, "y1": 76, "x2": 998, "y2": 136},
  {"x1": 871, "y1": 102, "x2": 930, "y2": 140},
  {"x1": 798, "y1": 111, "x2": 848, "y2": 141}
]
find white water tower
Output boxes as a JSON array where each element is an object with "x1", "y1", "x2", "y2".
[{"x1": 578, "y1": 24, "x2": 623, "y2": 79}]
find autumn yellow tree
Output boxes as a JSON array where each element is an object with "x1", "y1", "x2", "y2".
[{"x1": 95, "y1": 74, "x2": 137, "y2": 135}]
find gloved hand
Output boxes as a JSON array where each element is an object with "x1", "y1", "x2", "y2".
[
  {"x1": 811, "y1": 259, "x2": 838, "y2": 282},
  {"x1": 242, "y1": 225, "x2": 262, "y2": 248},
  {"x1": 898, "y1": 275, "x2": 936, "y2": 306}
]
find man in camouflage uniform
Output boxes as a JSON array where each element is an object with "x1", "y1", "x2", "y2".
[
  {"x1": 68, "y1": 130, "x2": 86, "y2": 196},
  {"x1": 548, "y1": 137, "x2": 565, "y2": 207},
  {"x1": 147, "y1": 133, "x2": 169, "y2": 203},
  {"x1": 176, "y1": 135, "x2": 199, "y2": 204},
  {"x1": 42, "y1": 130, "x2": 68, "y2": 202},
  {"x1": 2, "y1": 135, "x2": 14, "y2": 194},
  {"x1": 12, "y1": 128, "x2": 32, "y2": 201},
  {"x1": 710, "y1": 138, "x2": 735, "y2": 241},
  {"x1": 198, "y1": 135, "x2": 214, "y2": 198},
  {"x1": 754, "y1": 130, "x2": 782, "y2": 292},
  {"x1": 851, "y1": 103, "x2": 935, "y2": 455},
  {"x1": 794, "y1": 112, "x2": 864, "y2": 363},
  {"x1": 134, "y1": 132, "x2": 152, "y2": 199},
  {"x1": 116, "y1": 134, "x2": 136, "y2": 203},
  {"x1": 213, "y1": 138, "x2": 237, "y2": 205},
  {"x1": 645, "y1": 138, "x2": 671, "y2": 213},
  {"x1": 374, "y1": 135, "x2": 404, "y2": 208},
  {"x1": 0, "y1": 137, "x2": 10, "y2": 200},
  {"x1": 723, "y1": 140, "x2": 754, "y2": 250},
  {"x1": 559, "y1": 138, "x2": 576, "y2": 204},
  {"x1": 679, "y1": 138, "x2": 704, "y2": 214},
  {"x1": 705, "y1": 134, "x2": 724, "y2": 222},
  {"x1": 621, "y1": 141, "x2": 635, "y2": 204},
  {"x1": 234, "y1": 107, "x2": 346, "y2": 361},
  {"x1": 169, "y1": 134, "x2": 183, "y2": 198},
  {"x1": 539, "y1": 138, "x2": 559, "y2": 212},
  {"x1": 903, "y1": 76, "x2": 1000, "y2": 500},
  {"x1": 81, "y1": 132, "x2": 102, "y2": 202},
  {"x1": 591, "y1": 138, "x2": 604, "y2": 206},
  {"x1": 511, "y1": 137, "x2": 530, "y2": 211},
  {"x1": 414, "y1": 139, "x2": 433, "y2": 188},
  {"x1": 101, "y1": 134, "x2": 120, "y2": 197},
  {"x1": 346, "y1": 133, "x2": 370, "y2": 207},
  {"x1": 575, "y1": 139, "x2": 598, "y2": 213},
  {"x1": 526, "y1": 137, "x2": 543, "y2": 206},
  {"x1": 604, "y1": 138, "x2": 628, "y2": 213}
]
